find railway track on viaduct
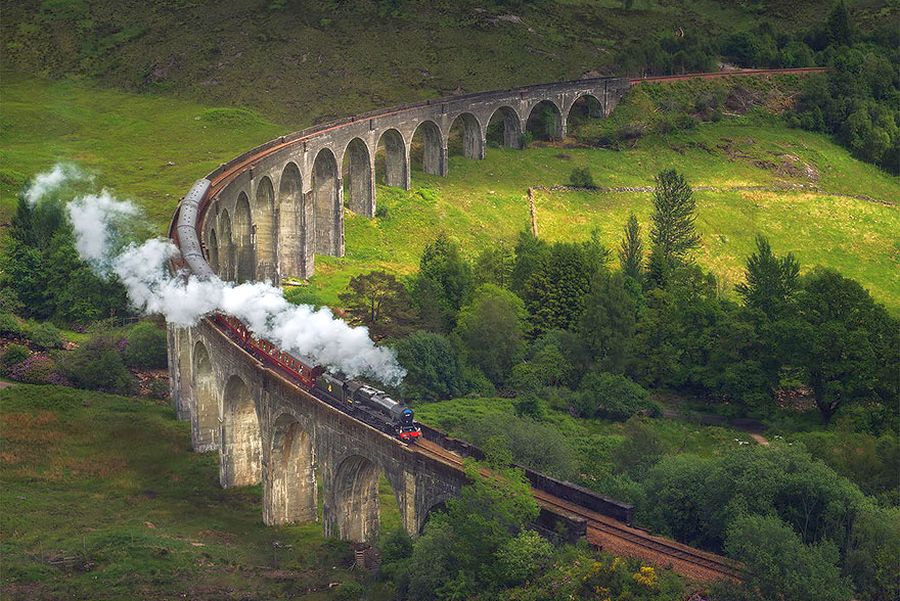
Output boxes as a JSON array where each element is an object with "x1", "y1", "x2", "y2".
[{"x1": 167, "y1": 68, "x2": 826, "y2": 585}]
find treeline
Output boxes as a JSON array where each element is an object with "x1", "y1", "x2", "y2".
[
  {"x1": 344, "y1": 169, "x2": 898, "y2": 428},
  {"x1": 617, "y1": 1, "x2": 899, "y2": 173},
  {"x1": 1, "y1": 194, "x2": 131, "y2": 326}
]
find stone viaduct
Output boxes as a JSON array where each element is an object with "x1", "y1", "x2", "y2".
[{"x1": 167, "y1": 76, "x2": 630, "y2": 544}]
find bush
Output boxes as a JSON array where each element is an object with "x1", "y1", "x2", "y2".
[
  {"x1": 27, "y1": 321, "x2": 63, "y2": 350},
  {"x1": 569, "y1": 167, "x2": 596, "y2": 189},
  {"x1": 0, "y1": 312, "x2": 24, "y2": 338},
  {"x1": 60, "y1": 334, "x2": 137, "y2": 394},
  {"x1": 1, "y1": 343, "x2": 30, "y2": 371},
  {"x1": 375, "y1": 203, "x2": 389, "y2": 219},
  {"x1": 123, "y1": 322, "x2": 168, "y2": 369},
  {"x1": 148, "y1": 377, "x2": 170, "y2": 399},
  {"x1": 8, "y1": 354, "x2": 59, "y2": 385},
  {"x1": 576, "y1": 371, "x2": 659, "y2": 420},
  {"x1": 334, "y1": 580, "x2": 364, "y2": 601}
]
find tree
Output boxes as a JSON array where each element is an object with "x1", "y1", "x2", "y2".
[
  {"x1": 394, "y1": 331, "x2": 465, "y2": 401},
  {"x1": 725, "y1": 514, "x2": 851, "y2": 601},
  {"x1": 736, "y1": 235, "x2": 800, "y2": 320},
  {"x1": 418, "y1": 232, "x2": 473, "y2": 312},
  {"x1": 618, "y1": 212, "x2": 644, "y2": 283},
  {"x1": 455, "y1": 284, "x2": 528, "y2": 387},
  {"x1": 523, "y1": 240, "x2": 605, "y2": 336},
  {"x1": 579, "y1": 270, "x2": 637, "y2": 373},
  {"x1": 648, "y1": 169, "x2": 700, "y2": 286},
  {"x1": 826, "y1": 0, "x2": 854, "y2": 46},
  {"x1": 792, "y1": 269, "x2": 897, "y2": 423},
  {"x1": 406, "y1": 463, "x2": 539, "y2": 601},
  {"x1": 474, "y1": 240, "x2": 515, "y2": 288},
  {"x1": 510, "y1": 229, "x2": 549, "y2": 296},
  {"x1": 339, "y1": 270, "x2": 415, "y2": 340},
  {"x1": 575, "y1": 371, "x2": 657, "y2": 420}
]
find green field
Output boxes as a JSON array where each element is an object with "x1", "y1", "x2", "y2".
[
  {"x1": 2, "y1": 73, "x2": 897, "y2": 311},
  {"x1": 0, "y1": 383, "x2": 402, "y2": 601}
]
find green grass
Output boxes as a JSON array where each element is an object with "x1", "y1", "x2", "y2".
[
  {"x1": 0, "y1": 383, "x2": 371, "y2": 601},
  {"x1": 0, "y1": 71, "x2": 285, "y2": 228},
  {"x1": 3, "y1": 72, "x2": 896, "y2": 311},
  {"x1": 319, "y1": 118, "x2": 899, "y2": 311}
]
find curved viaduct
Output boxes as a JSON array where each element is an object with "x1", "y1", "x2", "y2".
[
  {"x1": 163, "y1": 71, "x2": 811, "y2": 579},
  {"x1": 166, "y1": 74, "x2": 630, "y2": 542}
]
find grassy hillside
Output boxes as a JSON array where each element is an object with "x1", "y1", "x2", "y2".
[
  {"x1": 2, "y1": 0, "x2": 895, "y2": 127},
  {"x1": 0, "y1": 383, "x2": 402, "y2": 600},
  {"x1": 2, "y1": 73, "x2": 897, "y2": 310}
]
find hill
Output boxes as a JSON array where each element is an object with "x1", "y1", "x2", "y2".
[
  {"x1": 0, "y1": 383, "x2": 385, "y2": 600},
  {"x1": 2, "y1": 0, "x2": 896, "y2": 127},
  {"x1": 2, "y1": 72, "x2": 897, "y2": 311}
]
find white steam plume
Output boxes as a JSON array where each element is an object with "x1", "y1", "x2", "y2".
[
  {"x1": 28, "y1": 164, "x2": 406, "y2": 386},
  {"x1": 24, "y1": 163, "x2": 86, "y2": 206}
]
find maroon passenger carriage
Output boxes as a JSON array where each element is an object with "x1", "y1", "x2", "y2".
[{"x1": 213, "y1": 314, "x2": 422, "y2": 442}]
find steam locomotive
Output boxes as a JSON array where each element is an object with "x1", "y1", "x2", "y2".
[{"x1": 213, "y1": 314, "x2": 421, "y2": 442}]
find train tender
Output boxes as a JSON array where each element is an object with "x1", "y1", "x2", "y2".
[{"x1": 214, "y1": 314, "x2": 421, "y2": 442}]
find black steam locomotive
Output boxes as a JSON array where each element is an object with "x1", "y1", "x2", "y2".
[{"x1": 215, "y1": 314, "x2": 421, "y2": 442}]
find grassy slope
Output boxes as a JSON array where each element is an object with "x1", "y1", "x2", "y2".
[
  {"x1": 321, "y1": 117, "x2": 899, "y2": 310},
  {"x1": 1, "y1": 0, "x2": 894, "y2": 127},
  {"x1": 0, "y1": 71, "x2": 285, "y2": 227},
  {"x1": 0, "y1": 383, "x2": 403, "y2": 601},
  {"x1": 2, "y1": 73, "x2": 897, "y2": 310}
]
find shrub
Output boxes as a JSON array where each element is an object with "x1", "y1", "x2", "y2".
[
  {"x1": 576, "y1": 371, "x2": 659, "y2": 420},
  {"x1": 60, "y1": 334, "x2": 137, "y2": 395},
  {"x1": 148, "y1": 378, "x2": 170, "y2": 399},
  {"x1": 8, "y1": 354, "x2": 59, "y2": 385},
  {"x1": 334, "y1": 581, "x2": 364, "y2": 601},
  {"x1": 375, "y1": 203, "x2": 389, "y2": 219},
  {"x1": 27, "y1": 321, "x2": 63, "y2": 350},
  {"x1": 519, "y1": 130, "x2": 535, "y2": 149},
  {"x1": 123, "y1": 322, "x2": 168, "y2": 369},
  {"x1": 0, "y1": 312, "x2": 24, "y2": 338},
  {"x1": 1, "y1": 343, "x2": 30, "y2": 371},
  {"x1": 569, "y1": 167, "x2": 596, "y2": 189}
]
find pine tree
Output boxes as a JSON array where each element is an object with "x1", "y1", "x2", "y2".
[
  {"x1": 618, "y1": 212, "x2": 644, "y2": 282},
  {"x1": 736, "y1": 235, "x2": 800, "y2": 320},
  {"x1": 648, "y1": 169, "x2": 699, "y2": 285}
]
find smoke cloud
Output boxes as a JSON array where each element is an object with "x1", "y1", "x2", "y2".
[
  {"x1": 27, "y1": 164, "x2": 406, "y2": 386},
  {"x1": 24, "y1": 163, "x2": 87, "y2": 207}
]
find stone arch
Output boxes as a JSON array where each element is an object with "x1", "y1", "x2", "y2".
[
  {"x1": 191, "y1": 341, "x2": 218, "y2": 452},
  {"x1": 207, "y1": 228, "x2": 220, "y2": 274},
  {"x1": 220, "y1": 375, "x2": 262, "y2": 487},
  {"x1": 375, "y1": 128, "x2": 409, "y2": 189},
  {"x1": 254, "y1": 176, "x2": 277, "y2": 282},
  {"x1": 566, "y1": 94, "x2": 603, "y2": 129},
  {"x1": 341, "y1": 137, "x2": 375, "y2": 217},
  {"x1": 233, "y1": 192, "x2": 254, "y2": 284},
  {"x1": 409, "y1": 120, "x2": 445, "y2": 176},
  {"x1": 312, "y1": 148, "x2": 342, "y2": 256},
  {"x1": 277, "y1": 162, "x2": 304, "y2": 278},
  {"x1": 330, "y1": 454, "x2": 399, "y2": 543},
  {"x1": 218, "y1": 209, "x2": 235, "y2": 281},
  {"x1": 486, "y1": 105, "x2": 522, "y2": 149},
  {"x1": 419, "y1": 499, "x2": 448, "y2": 533},
  {"x1": 447, "y1": 112, "x2": 484, "y2": 160},
  {"x1": 264, "y1": 413, "x2": 317, "y2": 525},
  {"x1": 526, "y1": 99, "x2": 564, "y2": 141}
]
